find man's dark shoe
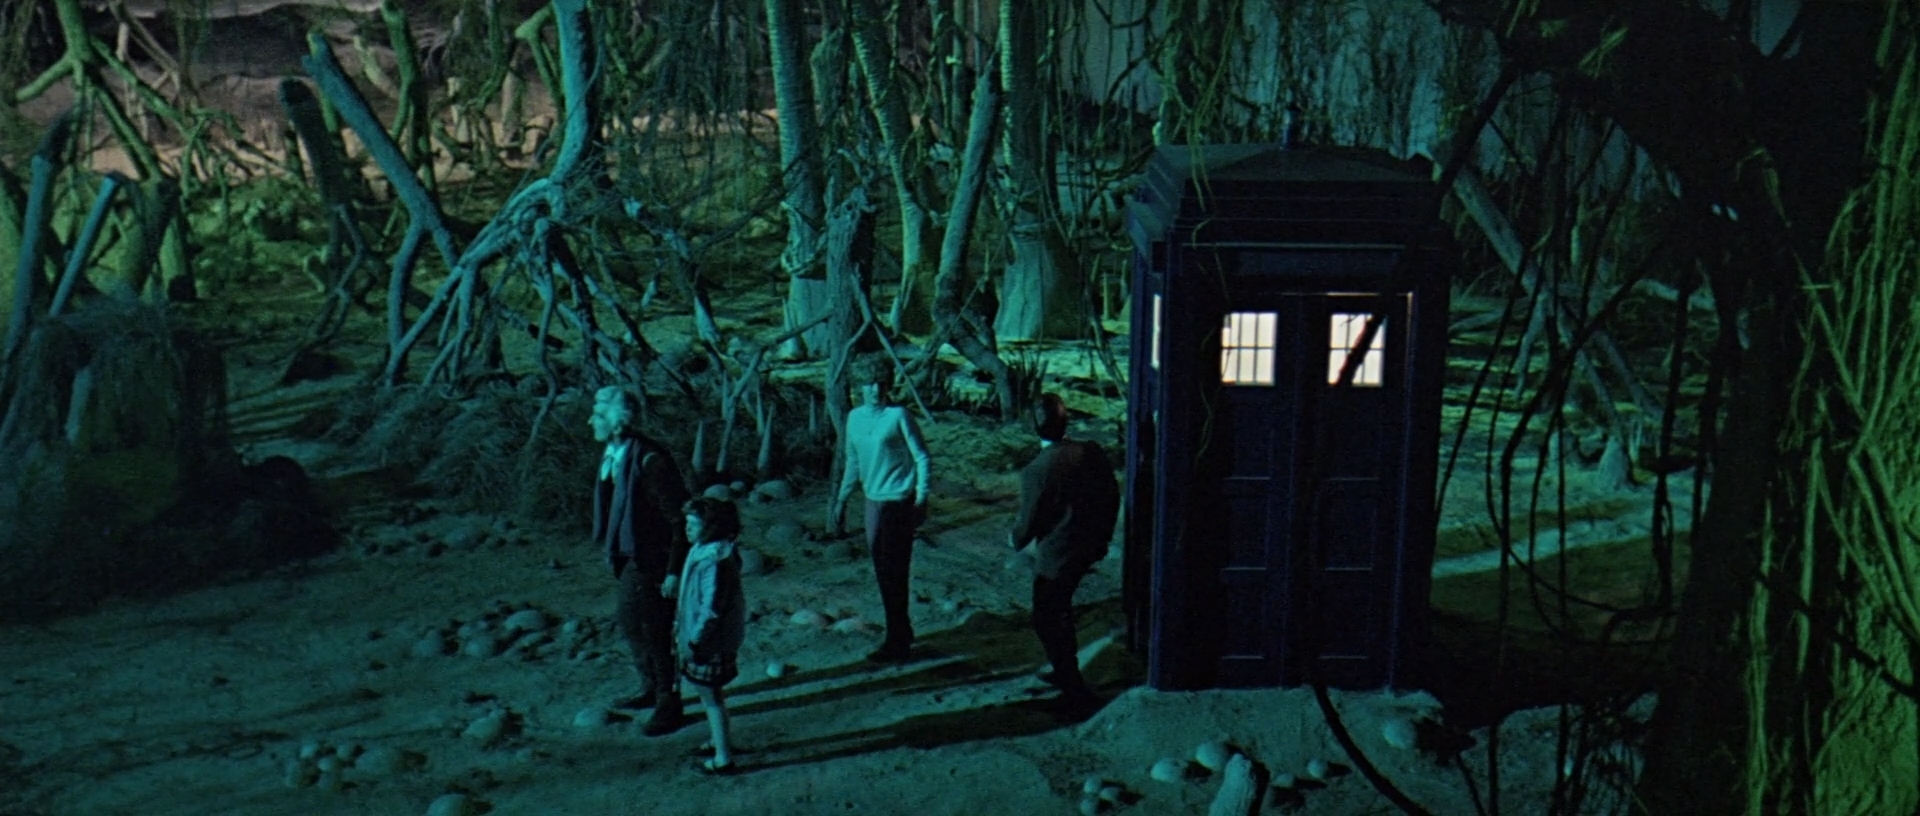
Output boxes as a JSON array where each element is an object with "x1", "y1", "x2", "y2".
[
  {"x1": 865, "y1": 644, "x2": 912, "y2": 664},
  {"x1": 643, "y1": 703, "x2": 687, "y2": 737}
]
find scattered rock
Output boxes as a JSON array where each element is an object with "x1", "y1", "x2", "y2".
[
  {"x1": 788, "y1": 609, "x2": 830, "y2": 628},
  {"x1": 765, "y1": 521, "x2": 806, "y2": 548},
  {"x1": 938, "y1": 599, "x2": 962, "y2": 614},
  {"x1": 766, "y1": 662, "x2": 789, "y2": 679},
  {"x1": 1207, "y1": 754, "x2": 1260, "y2": 816},
  {"x1": 738, "y1": 548, "x2": 767, "y2": 576},
  {"x1": 283, "y1": 759, "x2": 317, "y2": 788},
  {"x1": 315, "y1": 756, "x2": 342, "y2": 774},
  {"x1": 315, "y1": 767, "x2": 344, "y2": 792},
  {"x1": 728, "y1": 480, "x2": 748, "y2": 495},
  {"x1": 1098, "y1": 785, "x2": 1125, "y2": 804},
  {"x1": 1082, "y1": 777, "x2": 1105, "y2": 796},
  {"x1": 461, "y1": 634, "x2": 500, "y2": 659},
  {"x1": 830, "y1": 617, "x2": 875, "y2": 635},
  {"x1": 1304, "y1": 758, "x2": 1330, "y2": 781},
  {"x1": 1150, "y1": 757, "x2": 1187, "y2": 783},
  {"x1": 1195, "y1": 739, "x2": 1232, "y2": 772},
  {"x1": 1271, "y1": 771, "x2": 1295, "y2": 790},
  {"x1": 752, "y1": 479, "x2": 796, "y2": 501},
  {"x1": 702, "y1": 484, "x2": 732, "y2": 500},
  {"x1": 298, "y1": 741, "x2": 325, "y2": 761},
  {"x1": 426, "y1": 793, "x2": 479, "y2": 816},
  {"x1": 573, "y1": 708, "x2": 609, "y2": 728},
  {"x1": 462, "y1": 711, "x2": 507, "y2": 746},
  {"x1": 1382, "y1": 717, "x2": 1419, "y2": 750},
  {"x1": 355, "y1": 746, "x2": 409, "y2": 775},
  {"x1": 1077, "y1": 796, "x2": 1104, "y2": 816},
  {"x1": 503, "y1": 609, "x2": 547, "y2": 635}
]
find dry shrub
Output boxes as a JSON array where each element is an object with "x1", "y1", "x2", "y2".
[
  {"x1": 328, "y1": 382, "x2": 602, "y2": 530},
  {"x1": 0, "y1": 300, "x2": 236, "y2": 621}
]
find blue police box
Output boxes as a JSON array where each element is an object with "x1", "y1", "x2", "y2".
[{"x1": 1122, "y1": 144, "x2": 1455, "y2": 690}]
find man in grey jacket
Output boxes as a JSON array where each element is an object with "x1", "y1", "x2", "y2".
[
  {"x1": 1010, "y1": 393, "x2": 1119, "y2": 712},
  {"x1": 590, "y1": 386, "x2": 692, "y2": 736},
  {"x1": 829, "y1": 357, "x2": 932, "y2": 663}
]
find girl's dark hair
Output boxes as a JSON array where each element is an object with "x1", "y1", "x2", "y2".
[{"x1": 682, "y1": 496, "x2": 742, "y2": 542}]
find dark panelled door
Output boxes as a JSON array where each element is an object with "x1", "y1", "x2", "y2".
[
  {"x1": 1304, "y1": 294, "x2": 1411, "y2": 687},
  {"x1": 1213, "y1": 297, "x2": 1308, "y2": 687}
]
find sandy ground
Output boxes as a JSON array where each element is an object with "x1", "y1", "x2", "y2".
[{"x1": 0, "y1": 358, "x2": 1659, "y2": 816}]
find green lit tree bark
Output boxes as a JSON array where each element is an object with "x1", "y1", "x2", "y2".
[
  {"x1": 765, "y1": 0, "x2": 832, "y2": 360},
  {"x1": 992, "y1": 0, "x2": 1086, "y2": 341}
]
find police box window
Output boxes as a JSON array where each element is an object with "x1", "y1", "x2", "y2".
[
  {"x1": 1220, "y1": 311, "x2": 1278, "y2": 385},
  {"x1": 1328, "y1": 312, "x2": 1385, "y2": 387}
]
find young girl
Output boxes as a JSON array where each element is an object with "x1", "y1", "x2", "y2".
[{"x1": 676, "y1": 496, "x2": 747, "y2": 775}]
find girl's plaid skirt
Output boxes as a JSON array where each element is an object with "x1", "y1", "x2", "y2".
[{"x1": 681, "y1": 652, "x2": 738, "y2": 688}]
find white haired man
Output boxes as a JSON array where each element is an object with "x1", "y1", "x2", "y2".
[{"x1": 590, "y1": 386, "x2": 693, "y2": 736}]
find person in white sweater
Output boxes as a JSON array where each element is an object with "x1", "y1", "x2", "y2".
[{"x1": 829, "y1": 356, "x2": 932, "y2": 663}]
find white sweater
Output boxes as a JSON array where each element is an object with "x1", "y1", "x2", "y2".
[{"x1": 838, "y1": 404, "x2": 931, "y2": 504}]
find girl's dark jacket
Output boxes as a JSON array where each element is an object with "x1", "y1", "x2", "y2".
[{"x1": 593, "y1": 434, "x2": 692, "y2": 579}]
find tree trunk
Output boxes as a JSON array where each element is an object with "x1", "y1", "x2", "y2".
[
  {"x1": 848, "y1": 0, "x2": 940, "y2": 335},
  {"x1": 764, "y1": 0, "x2": 831, "y2": 360},
  {"x1": 992, "y1": 0, "x2": 1085, "y2": 342}
]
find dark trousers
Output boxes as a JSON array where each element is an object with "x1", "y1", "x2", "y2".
[
  {"x1": 1032, "y1": 559, "x2": 1093, "y2": 690},
  {"x1": 866, "y1": 499, "x2": 921, "y2": 650},
  {"x1": 615, "y1": 565, "x2": 680, "y2": 712}
]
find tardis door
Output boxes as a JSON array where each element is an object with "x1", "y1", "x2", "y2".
[
  {"x1": 1208, "y1": 296, "x2": 1311, "y2": 688},
  {"x1": 1123, "y1": 266, "x2": 1162, "y2": 656},
  {"x1": 1297, "y1": 293, "x2": 1414, "y2": 688}
]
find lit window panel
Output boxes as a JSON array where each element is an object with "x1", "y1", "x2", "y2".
[
  {"x1": 1327, "y1": 312, "x2": 1386, "y2": 387},
  {"x1": 1220, "y1": 311, "x2": 1278, "y2": 385},
  {"x1": 1151, "y1": 294, "x2": 1162, "y2": 369}
]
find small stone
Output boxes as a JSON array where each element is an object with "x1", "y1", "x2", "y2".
[
  {"x1": 412, "y1": 636, "x2": 449, "y2": 659},
  {"x1": 766, "y1": 662, "x2": 789, "y2": 679},
  {"x1": 283, "y1": 759, "x2": 317, "y2": 788},
  {"x1": 1194, "y1": 739, "x2": 1232, "y2": 772},
  {"x1": 702, "y1": 484, "x2": 732, "y2": 500},
  {"x1": 788, "y1": 609, "x2": 830, "y2": 628},
  {"x1": 1150, "y1": 757, "x2": 1187, "y2": 783},
  {"x1": 1305, "y1": 758, "x2": 1330, "y2": 781},
  {"x1": 426, "y1": 793, "x2": 478, "y2": 816},
  {"x1": 461, "y1": 634, "x2": 500, "y2": 659},
  {"x1": 1098, "y1": 785, "x2": 1125, "y2": 804},
  {"x1": 1078, "y1": 796, "x2": 1103, "y2": 816},
  {"x1": 503, "y1": 609, "x2": 547, "y2": 635},
  {"x1": 315, "y1": 769, "x2": 344, "y2": 792},
  {"x1": 1082, "y1": 776, "x2": 1105, "y2": 795},
  {"x1": 938, "y1": 599, "x2": 961, "y2": 614},
  {"x1": 462, "y1": 712, "x2": 507, "y2": 745},
  {"x1": 1207, "y1": 754, "x2": 1258, "y2": 816},
  {"x1": 765, "y1": 521, "x2": 806, "y2": 547},
  {"x1": 355, "y1": 746, "x2": 407, "y2": 775},
  {"x1": 560, "y1": 618, "x2": 586, "y2": 638},
  {"x1": 573, "y1": 708, "x2": 609, "y2": 728},
  {"x1": 316, "y1": 756, "x2": 342, "y2": 774},
  {"x1": 728, "y1": 480, "x2": 748, "y2": 495},
  {"x1": 297, "y1": 741, "x2": 324, "y2": 761},
  {"x1": 1271, "y1": 771, "x2": 1296, "y2": 789},
  {"x1": 753, "y1": 479, "x2": 796, "y2": 501},
  {"x1": 738, "y1": 548, "x2": 767, "y2": 576},
  {"x1": 1382, "y1": 717, "x2": 1418, "y2": 750},
  {"x1": 830, "y1": 617, "x2": 874, "y2": 635}
]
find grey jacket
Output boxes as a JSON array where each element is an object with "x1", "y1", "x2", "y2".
[{"x1": 676, "y1": 539, "x2": 746, "y2": 660}]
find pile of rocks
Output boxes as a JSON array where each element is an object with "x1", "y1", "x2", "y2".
[{"x1": 407, "y1": 601, "x2": 611, "y2": 664}]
